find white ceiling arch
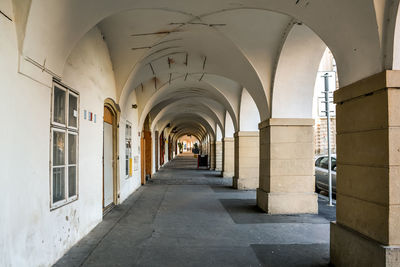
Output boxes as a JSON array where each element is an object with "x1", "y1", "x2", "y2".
[
  {"x1": 12, "y1": 0, "x2": 400, "y2": 142},
  {"x1": 152, "y1": 103, "x2": 223, "y2": 136},
  {"x1": 158, "y1": 115, "x2": 216, "y2": 141},
  {"x1": 16, "y1": 0, "x2": 391, "y2": 90},
  {"x1": 172, "y1": 128, "x2": 204, "y2": 143},
  {"x1": 148, "y1": 96, "x2": 225, "y2": 130},
  {"x1": 117, "y1": 23, "x2": 268, "y2": 119},
  {"x1": 136, "y1": 75, "x2": 239, "y2": 131}
]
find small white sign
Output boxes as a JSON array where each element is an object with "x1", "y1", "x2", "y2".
[{"x1": 73, "y1": 110, "x2": 78, "y2": 117}]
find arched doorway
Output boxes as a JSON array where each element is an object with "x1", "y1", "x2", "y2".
[{"x1": 103, "y1": 99, "x2": 120, "y2": 214}]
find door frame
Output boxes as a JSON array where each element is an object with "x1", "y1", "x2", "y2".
[{"x1": 103, "y1": 98, "x2": 120, "y2": 214}]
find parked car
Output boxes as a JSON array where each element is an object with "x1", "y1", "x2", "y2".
[{"x1": 315, "y1": 155, "x2": 336, "y2": 194}]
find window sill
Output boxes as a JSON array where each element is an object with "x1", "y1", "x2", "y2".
[{"x1": 50, "y1": 197, "x2": 78, "y2": 211}]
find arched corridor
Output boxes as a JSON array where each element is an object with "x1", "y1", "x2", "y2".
[
  {"x1": 55, "y1": 153, "x2": 335, "y2": 267},
  {"x1": 2, "y1": 0, "x2": 400, "y2": 266}
]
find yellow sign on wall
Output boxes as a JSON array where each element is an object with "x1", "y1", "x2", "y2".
[{"x1": 129, "y1": 158, "x2": 133, "y2": 176}]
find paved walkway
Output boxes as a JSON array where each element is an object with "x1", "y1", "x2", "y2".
[{"x1": 55, "y1": 153, "x2": 335, "y2": 267}]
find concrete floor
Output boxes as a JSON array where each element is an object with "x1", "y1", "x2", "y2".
[{"x1": 54, "y1": 153, "x2": 335, "y2": 267}]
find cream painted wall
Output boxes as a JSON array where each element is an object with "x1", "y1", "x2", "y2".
[{"x1": 0, "y1": 16, "x2": 141, "y2": 267}]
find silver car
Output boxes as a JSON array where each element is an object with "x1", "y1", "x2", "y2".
[{"x1": 315, "y1": 155, "x2": 336, "y2": 194}]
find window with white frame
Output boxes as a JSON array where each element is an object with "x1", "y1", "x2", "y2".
[
  {"x1": 125, "y1": 122, "x2": 132, "y2": 177},
  {"x1": 50, "y1": 81, "x2": 79, "y2": 209}
]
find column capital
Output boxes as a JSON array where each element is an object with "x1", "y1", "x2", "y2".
[
  {"x1": 258, "y1": 118, "x2": 314, "y2": 129},
  {"x1": 334, "y1": 70, "x2": 400, "y2": 104},
  {"x1": 234, "y1": 131, "x2": 259, "y2": 137}
]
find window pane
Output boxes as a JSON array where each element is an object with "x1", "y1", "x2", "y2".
[
  {"x1": 125, "y1": 124, "x2": 131, "y2": 138},
  {"x1": 332, "y1": 158, "x2": 337, "y2": 170},
  {"x1": 320, "y1": 157, "x2": 329, "y2": 169},
  {"x1": 68, "y1": 93, "x2": 78, "y2": 128},
  {"x1": 315, "y1": 157, "x2": 322, "y2": 167},
  {"x1": 53, "y1": 131, "x2": 65, "y2": 166},
  {"x1": 68, "y1": 166, "x2": 77, "y2": 197},
  {"x1": 54, "y1": 86, "x2": 66, "y2": 124},
  {"x1": 125, "y1": 138, "x2": 131, "y2": 176},
  {"x1": 68, "y1": 133, "x2": 77, "y2": 164},
  {"x1": 53, "y1": 167, "x2": 65, "y2": 203},
  {"x1": 125, "y1": 157, "x2": 129, "y2": 176}
]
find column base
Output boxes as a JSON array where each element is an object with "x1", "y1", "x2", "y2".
[
  {"x1": 223, "y1": 171, "x2": 234, "y2": 178},
  {"x1": 331, "y1": 222, "x2": 400, "y2": 267},
  {"x1": 256, "y1": 188, "x2": 318, "y2": 214},
  {"x1": 233, "y1": 177, "x2": 258, "y2": 190}
]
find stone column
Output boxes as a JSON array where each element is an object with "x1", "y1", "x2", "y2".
[
  {"x1": 330, "y1": 71, "x2": 400, "y2": 266},
  {"x1": 215, "y1": 141, "x2": 223, "y2": 172},
  {"x1": 256, "y1": 118, "x2": 317, "y2": 214},
  {"x1": 233, "y1": 131, "x2": 259, "y2": 189},
  {"x1": 222, "y1": 137, "x2": 234, "y2": 177},
  {"x1": 210, "y1": 141, "x2": 216, "y2": 170}
]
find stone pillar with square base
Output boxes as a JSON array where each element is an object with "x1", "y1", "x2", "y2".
[
  {"x1": 330, "y1": 71, "x2": 400, "y2": 267},
  {"x1": 210, "y1": 141, "x2": 216, "y2": 170},
  {"x1": 222, "y1": 137, "x2": 234, "y2": 177},
  {"x1": 215, "y1": 141, "x2": 223, "y2": 172},
  {"x1": 233, "y1": 131, "x2": 259, "y2": 189},
  {"x1": 256, "y1": 118, "x2": 318, "y2": 214}
]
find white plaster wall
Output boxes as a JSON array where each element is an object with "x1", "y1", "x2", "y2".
[
  {"x1": 272, "y1": 25, "x2": 326, "y2": 119},
  {"x1": 216, "y1": 125, "x2": 223, "y2": 141},
  {"x1": 225, "y1": 112, "x2": 235, "y2": 138},
  {"x1": 0, "y1": 18, "x2": 140, "y2": 266},
  {"x1": 0, "y1": 5, "x2": 56, "y2": 265},
  {"x1": 119, "y1": 90, "x2": 141, "y2": 202},
  {"x1": 239, "y1": 88, "x2": 260, "y2": 131}
]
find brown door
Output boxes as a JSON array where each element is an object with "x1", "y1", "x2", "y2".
[{"x1": 141, "y1": 135, "x2": 145, "y2": 185}]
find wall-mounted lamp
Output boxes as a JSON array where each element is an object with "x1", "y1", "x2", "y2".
[{"x1": 132, "y1": 104, "x2": 138, "y2": 109}]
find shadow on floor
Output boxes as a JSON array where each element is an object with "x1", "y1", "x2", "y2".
[
  {"x1": 219, "y1": 198, "x2": 335, "y2": 224},
  {"x1": 204, "y1": 172, "x2": 223, "y2": 178},
  {"x1": 251, "y1": 244, "x2": 330, "y2": 267},
  {"x1": 209, "y1": 185, "x2": 257, "y2": 193}
]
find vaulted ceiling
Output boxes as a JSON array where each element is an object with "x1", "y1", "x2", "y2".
[{"x1": 13, "y1": 0, "x2": 398, "y2": 141}]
